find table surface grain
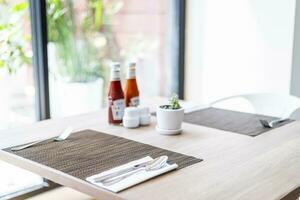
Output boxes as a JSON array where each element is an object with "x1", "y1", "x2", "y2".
[{"x1": 0, "y1": 97, "x2": 299, "y2": 200}]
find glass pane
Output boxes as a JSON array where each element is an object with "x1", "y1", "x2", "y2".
[
  {"x1": 0, "y1": 0, "x2": 36, "y2": 129},
  {"x1": 47, "y1": 0, "x2": 176, "y2": 118},
  {"x1": 0, "y1": 0, "x2": 43, "y2": 198}
]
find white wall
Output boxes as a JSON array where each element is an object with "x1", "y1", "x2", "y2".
[{"x1": 185, "y1": 0, "x2": 296, "y2": 104}]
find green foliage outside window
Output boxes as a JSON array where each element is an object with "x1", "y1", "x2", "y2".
[
  {"x1": 47, "y1": 0, "x2": 122, "y2": 83},
  {"x1": 0, "y1": 0, "x2": 123, "y2": 83},
  {"x1": 0, "y1": 1, "x2": 31, "y2": 74}
]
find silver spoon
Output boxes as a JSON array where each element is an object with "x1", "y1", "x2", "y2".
[
  {"x1": 259, "y1": 118, "x2": 289, "y2": 128},
  {"x1": 101, "y1": 156, "x2": 168, "y2": 186},
  {"x1": 11, "y1": 127, "x2": 73, "y2": 151}
]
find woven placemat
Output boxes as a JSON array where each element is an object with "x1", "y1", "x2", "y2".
[
  {"x1": 4, "y1": 130, "x2": 202, "y2": 181},
  {"x1": 184, "y1": 108, "x2": 293, "y2": 137}
]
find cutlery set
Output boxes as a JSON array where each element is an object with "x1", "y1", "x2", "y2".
[{"x1": 94, "y1": 156, "x2": 168, "y2": 186}]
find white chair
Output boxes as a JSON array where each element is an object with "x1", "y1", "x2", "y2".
[{"x1": 209, "y1": 93, "x2": 300, "y2": 119}]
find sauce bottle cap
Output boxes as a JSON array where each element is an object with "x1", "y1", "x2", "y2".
[
  {"x1": 127, "y1": 62, "x2": 136, "y2": 79},
  {"x1": 128, "y1": 62, "x2": 136, "y2": 68},
  {"x1": 110, "y1": 62, "x2": 121, "y2": 80}
]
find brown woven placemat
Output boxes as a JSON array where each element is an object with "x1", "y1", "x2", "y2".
[
  {"x1": 4, "y1": 130, "x2": 202, "y2": 181},
  {"x1": 184, "y1": 108, "x2": 293, "y2": 137}
]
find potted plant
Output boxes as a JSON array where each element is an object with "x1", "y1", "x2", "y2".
[
  {"x1": 46, "y1": 0, "x2": 121, "y2": 117},
  {"x1": 156, "y1": 94, "x2": 184, "y2": 135}
]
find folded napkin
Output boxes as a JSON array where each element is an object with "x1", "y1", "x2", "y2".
[{"x1": 86, "y1": 156, "x2": 178, "y2": 193}]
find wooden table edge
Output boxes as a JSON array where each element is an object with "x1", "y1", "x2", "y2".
[{"x1": 0, "y1": 150, "x2": 123, "y2": 200}]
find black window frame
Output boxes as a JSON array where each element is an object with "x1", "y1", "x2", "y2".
[
  {"x1": 30, "y1": 0, "x2": 51, "y2": 120},
  {"x1": 176, "y1": 0, "x2": 186, "y2": 99}
]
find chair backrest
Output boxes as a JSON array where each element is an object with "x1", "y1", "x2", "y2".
[{"x1": 210, "y1": 93, "x2": 300, "y2": 119}]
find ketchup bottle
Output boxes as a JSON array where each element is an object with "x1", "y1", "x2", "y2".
[
  {"x1": 124, "y1": 62, "x2": 139, "y2": 107},
  {"x1": 108, "y1": 62, "x2": 125, "y2": 124}
]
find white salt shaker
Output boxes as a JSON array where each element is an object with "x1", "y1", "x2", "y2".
[
  {"x1": 123, "y1": 107, "x2": 140, "y2": 128},
  {"x1": 138, "y1": 106, "x2": 151, "y2": 126}
]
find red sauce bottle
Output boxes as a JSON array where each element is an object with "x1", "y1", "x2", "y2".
[
  {"x1": 124, "y1": 62, "x2": 139, "y2": 107},
  {"x1": 108, "y1": 62, "x2": 125, "y2": 124}
]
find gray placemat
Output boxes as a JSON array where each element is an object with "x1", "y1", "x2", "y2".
[
  {"x1": 4, "y1": 130, "x2": 202, "y2": 184},
  {"x1": 184, "y1": 108, "x2": 293, "y2": 137},
  {"x1": 281, "y1": 186, "x2": 300, "y2": 200}
]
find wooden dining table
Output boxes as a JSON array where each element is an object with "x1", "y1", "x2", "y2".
[{"x1": 0, "y1": 97, "x2": 299, "y2": 200}]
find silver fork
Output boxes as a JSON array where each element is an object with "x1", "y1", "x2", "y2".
[
  {"x1": 11, "y1": 127, "x2": 73, "y2": 151},
  {"x1": 259, "y1": 118, "x2": 289, "y2": 128}
]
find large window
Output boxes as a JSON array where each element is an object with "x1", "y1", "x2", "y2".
[
  {"x1": 0, "y1": 0, "x2": 184, "y2": 198},
  {"x1": 47, "y1": 0, "x2": 181, "y2": 118}
]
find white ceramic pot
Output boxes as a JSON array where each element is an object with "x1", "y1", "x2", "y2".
[
  {"x1": 156, "y1": 106, "x2": 184, "y2": 130},
  {"x1": 50, "y1": 77, "x2": 103, "y2": 118},
  {"x1": 48, "y1": 43, "x2": 104, "y2": 118}
]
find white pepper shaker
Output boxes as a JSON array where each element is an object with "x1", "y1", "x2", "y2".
[
  {"x1": 123, "y1": 107, "x2": 140, "y2": 128},
  {"x1": 139, "y1": 106, "x2": 151, "y2": 126}
]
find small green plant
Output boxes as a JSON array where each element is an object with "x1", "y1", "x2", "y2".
[
  {"x1": 169, "y1": 93, "x2": 181, "y2": 109},
  {"x1": 160, "y1": 93, "x2": 181, "y2": 109}
]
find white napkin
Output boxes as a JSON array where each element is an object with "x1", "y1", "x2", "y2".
[{"x1": 86, "y1": 156, "x2": 178, "y2": 193}]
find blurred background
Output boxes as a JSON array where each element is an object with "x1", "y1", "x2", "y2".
[
  {"x1": 0, "y1": 0, "x2": 180, "y2": 198},
  {"x1": 0, "y1": 0, "x2": 299, "y2": 199},
  {"x1": 0, "y1": 0, "x2": 177, "y2": 130}
]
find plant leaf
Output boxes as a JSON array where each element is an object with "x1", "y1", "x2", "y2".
[
  {"x1": 12, "y1": 1, "x2": 28, "y2": 12},
  {"x1": 0, "y1": 60, "x2": 4, "y2": 68},
  {"x1": 94, "y1": 0, "x2": 103, "y2": 30}
]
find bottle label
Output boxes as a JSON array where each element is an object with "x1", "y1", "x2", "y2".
[
  {"x1": 111, "y1": 99, "x2": 125, "y2": 120},
  {"x1": 129, "y1": 96, "x2": 139, "y2": 107}
]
